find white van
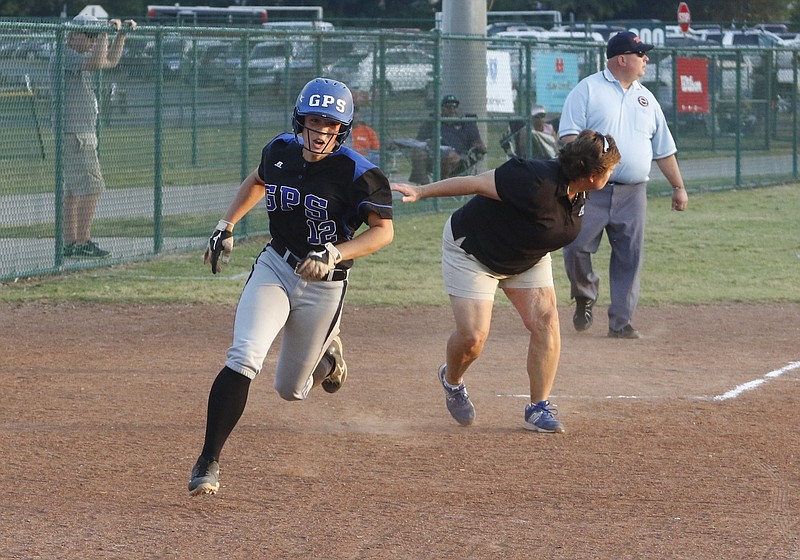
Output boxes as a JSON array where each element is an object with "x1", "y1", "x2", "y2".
[
  {"x1": 261, "y1": 21, "x2": 334, "y2": 32},
  {"x1": 494, "y1": 29, "x2": 605, "y2": 44}
]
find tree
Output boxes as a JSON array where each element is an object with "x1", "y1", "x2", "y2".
[
  {"x1": 558, "y1": 0, "x2": 638, "y2": 22},
  {"x1": 2, "y1": 0, "x2": 149, "y2": 18},
  {"x1": 626, "y1": 0, "x2": 791, "y2": 26},
  {"x1": 2, "y1": 0, "x2": 794, "y2": 27}
]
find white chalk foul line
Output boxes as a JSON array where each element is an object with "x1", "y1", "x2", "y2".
[
  {"x1": 711, "y1": 361, "x2": 800, "y2": 401},
  {"x1": 497, "y1": 394, "x2": 661, "y2": 400},
  {"x1": 496, "y1": 361, "x2": 800, "y2": 402}
]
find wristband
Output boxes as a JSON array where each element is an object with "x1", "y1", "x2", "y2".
[
  {"x1": 672, "y1": 185, "x2": 684, "y2": 190},
  {"x1": 324, "y1": 242, "x2": 342, "y2": 264},
  {"x1": 216, "y1": 219, "x2": 234, "y2": 232}
]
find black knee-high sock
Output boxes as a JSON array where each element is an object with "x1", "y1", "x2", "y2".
[{"x1": 200, "y1": 366, "x2": 251, "y2": 462}]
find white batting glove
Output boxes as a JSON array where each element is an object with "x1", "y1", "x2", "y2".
[
  {"x1": 296, "y1": 242, "x2": 342, "y2": 281},
  {"x1": 203, "y1": 220, "x2": 234, "y2": 274}
]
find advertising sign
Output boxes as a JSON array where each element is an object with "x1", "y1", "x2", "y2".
[
  {"x1": 613, "y1": 20, "x2": 667, "y2": 46},
  {"x1": 676, "y1": 57, "x2": 709, "y2": 113},
  {"x1": 486, "y1": 50, "x2": 515, "y2": 113},
  {"x1": 535, "y1": 52, "x2": 580, "y2": 113}
]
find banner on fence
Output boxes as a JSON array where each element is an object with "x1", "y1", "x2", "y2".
[
  {"x1": 677, "y1": 57, "x2": 709, "y2": 113},
  {"x1": 486, "y1": 50, "x2": 514, "y2": 113},
  {"x1": 535, "y1": 51, "x2": 580, "y2": 114}
]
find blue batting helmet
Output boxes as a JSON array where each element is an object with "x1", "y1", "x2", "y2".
[{"x1": 292, "y1": 77, "x2": 353, "y2": 149}]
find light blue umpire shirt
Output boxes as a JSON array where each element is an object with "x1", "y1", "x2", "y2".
[{"x1": 558, "y1": 67, "x2": 677, "y2": 185}]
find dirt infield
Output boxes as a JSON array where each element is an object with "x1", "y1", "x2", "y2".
[{"x1": 3, "y1": 302, "x2": 799, "y2": 559}]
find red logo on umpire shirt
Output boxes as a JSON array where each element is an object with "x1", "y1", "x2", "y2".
[{"x1": 638, "y1": 96, "x2": 649, "y2": 107}]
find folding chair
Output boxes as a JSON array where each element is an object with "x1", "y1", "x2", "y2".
[{"x1": 499, "y1": 119, "x2": 558, "y2": 160}]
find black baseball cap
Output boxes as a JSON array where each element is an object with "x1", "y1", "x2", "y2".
[
  {"x1": 606, "y1": 31, "x2": 654, "y2": 58},
  {"x1": 441, "y1": 94, "x2": 459, "y2": 107}
]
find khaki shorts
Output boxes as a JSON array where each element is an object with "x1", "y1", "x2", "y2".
[
  {"x1": 442, "y1": 216, "x2": 554, "y2": 301},
  {"x1": 63, "y1": 133, "x2": 105, "y2": 196}
]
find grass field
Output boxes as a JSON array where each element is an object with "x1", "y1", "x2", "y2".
[{"x1": 1, "y1": 183, "x2": 798, "y2": 306}]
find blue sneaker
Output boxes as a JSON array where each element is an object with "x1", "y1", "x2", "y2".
[
  {"x1": 524, "y1": 400, "x2": 565, "y2": 433},
  {"x1": 438, "y1": 364, "x2": 475, "y2": 426}
]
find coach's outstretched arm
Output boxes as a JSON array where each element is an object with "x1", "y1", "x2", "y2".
[{"x1": 391, "y1": 170, "x2": 500, "y2": 202}]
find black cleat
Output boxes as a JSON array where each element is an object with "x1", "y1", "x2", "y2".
[
  {"x1": 188, "y1": 456, "x2": 220, "y2": 496},
  {"x1": 321, "y1": 336, "x2": 347, "y2": 393},
  {"x1": 608, "y1": 324, "x2": 641, "y2": 339},
  {"x1": 573, "y1": 297, "x2": 595, "y2": 332}
]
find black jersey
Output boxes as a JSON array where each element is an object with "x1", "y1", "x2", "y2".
[
  {"x1": 257, "y1": 133, "x2": 393, "y2": 267},
  {"x1": 450, "y1": 158, "x2": 584, "y2": 275}
]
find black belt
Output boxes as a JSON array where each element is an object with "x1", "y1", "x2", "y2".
[{"x1": 268, "y1": 240, "x2": 349, "y2": 282}]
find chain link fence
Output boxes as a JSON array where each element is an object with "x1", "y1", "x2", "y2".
[{"x1": 1, "y1": 20, "x2": 798, "y2": 280}]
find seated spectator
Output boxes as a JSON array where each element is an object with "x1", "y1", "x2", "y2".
[
  {"x1": 409, "y1": 94, "x2": 486, "y2": 184},
  {"x1": 504, "y1": 105, "x2": 560, "y2": 160},
  {"x1": 531, "y1": 105, "x2": 557, "y2": 138},
  {"x1": 349, "y1": 106, "x2": 380, "y2": 165}
]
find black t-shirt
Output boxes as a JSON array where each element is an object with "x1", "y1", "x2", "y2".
[
  {"x1": 257, "y1": 133, "x2": 393, "y2": 268},
  {"x1": 450, "y1": 158, "x2": 584, "y2": 275}
]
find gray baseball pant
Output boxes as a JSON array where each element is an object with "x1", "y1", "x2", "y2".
[
  {"x1": 562, "y1": 182, "x2": 647, "y2": 331},
  {"x1": 225, "y1": 245, "x2": 347, "y2": 400}
]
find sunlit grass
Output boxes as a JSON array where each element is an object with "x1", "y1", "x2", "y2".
[{"x1": 2, "y1": 184, "x2": 798, "y2": 306}]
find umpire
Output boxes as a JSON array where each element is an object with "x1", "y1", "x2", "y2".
[{"x1": 559, "y1": 31, "x2": 689, "y2": 339}]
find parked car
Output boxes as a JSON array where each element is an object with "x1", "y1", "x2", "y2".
[
  {"x1": 710, "y1": 29, "x2": 799, "y2": 95},
  {"x1": 551, "y1": 23, "x2": 626, "y2": 41},
  {"x1": 324, "y1": 47, "x2": 434, "y2": 94},
  {"x1": 663, "y1": 34, "x2": 720, "y2": 48},
  {"x1": 224, "y1": 40, "x2": 310, "y2": 90},
  {"x1": 159, "y1": 37, "x2": 193, "y2": 78},
  {"x1": 0, "y1": 35, "x2": 53, "y2": 60},
  {"x1": 261, "y1": 21, "x2": 335, "y2": 32},
  {"x1": 120, "y1": 35, "x2": 194, "y2": 80},
  {"x1": 191, "y1": 41, "x2": 237, "y2": 85},
  {"x1": 754, "y1": 23, "x2": 789, "y2": 35},
  {"x1": 494, "y1": 28, "x2": 605, "y2": 44},
  {"x1": 486, "y1": 22, "x2": 546, "y2": 36}
]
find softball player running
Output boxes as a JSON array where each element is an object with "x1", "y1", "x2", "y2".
[{"x1": 189, "y1": 78, "x2": 394, "y2": 496}]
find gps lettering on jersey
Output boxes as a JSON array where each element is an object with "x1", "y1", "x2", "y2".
[
  {"x1": 308, "y1": 93, "x2": 347, "y2": 115},
  {"x1": 265, "y1": 184, "x2": 301, "y2": 212},
  {"x1": 264, "y1": 184, "x2": 338, "y2": 245}
]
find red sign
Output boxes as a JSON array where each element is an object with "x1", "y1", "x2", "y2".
[
  {"x1": 677, "y1": 2, "x2": 691, "y2": 33},
  {"x1": 676, "y1": 57, "x2": 709, "y2": 113}
]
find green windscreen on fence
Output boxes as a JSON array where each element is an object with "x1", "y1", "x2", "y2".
[{"x1": 1, "y1": 20, "x2": 798, "y2": 280}]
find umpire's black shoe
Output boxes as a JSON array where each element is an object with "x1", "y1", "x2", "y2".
[
  {"x1": 188, "y1": 456, "x2": 220, "y2": 496},
  {"x1": 573, "y1": 297, "x2": 595, "y2": 332},
  {"x1": 608, "y1": 324, "x2": 641, "y2": 339}
]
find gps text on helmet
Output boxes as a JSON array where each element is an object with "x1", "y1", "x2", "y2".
[{"x1": 307, "y1": 94, "x2": 347, "y2": 114}]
